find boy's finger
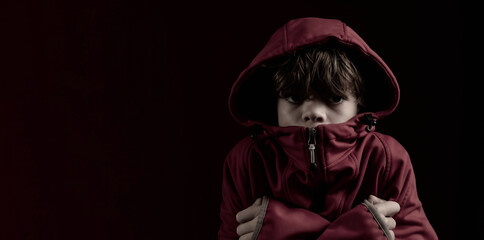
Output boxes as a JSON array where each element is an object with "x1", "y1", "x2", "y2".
[
  {"x1": 236, "y1": 198, "x2": 262, "y2": 223},
  {"x1": 386, "y1": 217, "x2": 397, "y2": 230},
  {"x1": 236, "y1": 207, "x2": 255, "y2": 223},
  {"x1": 375, "y1": 201, "x2": 400, "y2": 217},
  {"x1": 389, "y1": 230, "x2": 395, "y2": 240},
  {"x1": 367, "y1": 195, "x2": 384, "y2": 204},
  {"x1": 236, "y1": 217, "x2": 258, "y2": 236},
  {"x1": 239, "y1": 233, "x2": 254, "y2": 240}
]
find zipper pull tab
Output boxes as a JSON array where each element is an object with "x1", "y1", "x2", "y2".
[{"x1": 308, "y1": 128, "x2": 318, "y2": 170}]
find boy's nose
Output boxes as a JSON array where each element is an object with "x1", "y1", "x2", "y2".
[
  {"x1": 303, "y1": 112, "x2": 325, "y2": 123},
  {"x1": 302, "y1": 101, "x2": 326, "y2": 124},
  {"x1": 304, "y1": 114, "x2": 323, "y2": 122}
]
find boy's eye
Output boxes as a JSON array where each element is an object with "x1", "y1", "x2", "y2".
[
  {"x1": 328, "y1": 96, "x2": 344, "y2": 104},
  {"x1": 286, "y1": 96, "x2": 303, "y2": 104}
]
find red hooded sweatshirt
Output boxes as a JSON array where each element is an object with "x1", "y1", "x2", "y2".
[{"x1": 218, "y1": 17, "x2": 438, "y2": 240}]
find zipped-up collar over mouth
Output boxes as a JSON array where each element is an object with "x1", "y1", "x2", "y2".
[
  {"x1": 250, "y1": 113, "x2": 377, "y2": 141},
  {"x1": 249, "y1": 113, "x2": 378, "y2": 171}
]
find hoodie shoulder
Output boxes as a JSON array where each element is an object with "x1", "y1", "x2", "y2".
[
  {"x1": 224, "y1": 136, "x2": 259, "y2": 167},
  {"x1": 359, "y1": 131, "x2": 411, "y2": 173},
  {"x1": 372, "y1": 132, "x2": 410, "y2": 162}
]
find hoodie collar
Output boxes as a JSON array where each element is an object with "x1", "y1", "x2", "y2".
[
  {"x1": 248, "y1": 112, "x2": 377, "y2": 172},
  {"x1": 250, "y1": 112, "x2": 377, "y2": 141}
]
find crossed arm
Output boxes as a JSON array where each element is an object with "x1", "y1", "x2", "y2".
[{"x1": 236, "y1": 195, "x2": 400, "y2": 240}]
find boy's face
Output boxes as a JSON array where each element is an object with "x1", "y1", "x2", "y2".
[{"x1": 277, "y1": 94, "x2": 358, "y2": 128}]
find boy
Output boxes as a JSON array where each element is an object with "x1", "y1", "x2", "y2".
[{"x1": 218, "y1": 17, "x2": 438, "y2": 240}]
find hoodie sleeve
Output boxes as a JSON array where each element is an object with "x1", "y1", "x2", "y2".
[
  {"x1": 256, "y1": 198, "x2": 388, "y2": 240},
  {"x1": 218, "y1": 138, "x2": 256, "y2": 240},
  {"x1": 374, "y1": 133, "x2": 438, "y2": 240}
]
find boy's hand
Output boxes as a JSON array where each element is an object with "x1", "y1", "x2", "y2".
[
  {"x1": 366, "y1": 195, "x2": 400, "y2": 240},
  {"x1": 235, "y1": 198, "x2": 262, "y2": 240}
]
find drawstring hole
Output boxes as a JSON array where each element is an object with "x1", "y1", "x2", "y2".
[
  {"x1": 362, "y1": 114, "x2": 377, "y2": 132},
  {"x1": 365, "y1": 125, "x2": 372, "y2": 132}
]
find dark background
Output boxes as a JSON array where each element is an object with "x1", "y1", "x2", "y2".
[{"x1": 1, "y1": 0, "x2": 469, "y2": 239}]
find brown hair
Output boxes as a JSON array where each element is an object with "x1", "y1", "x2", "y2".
[{"x1": 271, "y1": 46, "x2": 364, "y2": 106}]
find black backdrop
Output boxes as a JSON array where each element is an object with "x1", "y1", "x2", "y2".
[{"x1": 2, "y1": 0, "x2": 467, "y2": 239}]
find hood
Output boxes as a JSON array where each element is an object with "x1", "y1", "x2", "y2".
[{"x1": 228, "y1": 17, "x2": 400, "y2": 127}]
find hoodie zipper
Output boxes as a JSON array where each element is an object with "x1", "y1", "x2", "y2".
[{"x1": 308, "y1": 127, "x2": 318, "y2": 170}]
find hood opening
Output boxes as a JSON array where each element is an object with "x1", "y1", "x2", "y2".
[
  {"x1": 229, "y1": 18, "x2": 399, "y2": 127},
  {"x1": 232, "y1": 40, "x2": 397, "y2": 127}
]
